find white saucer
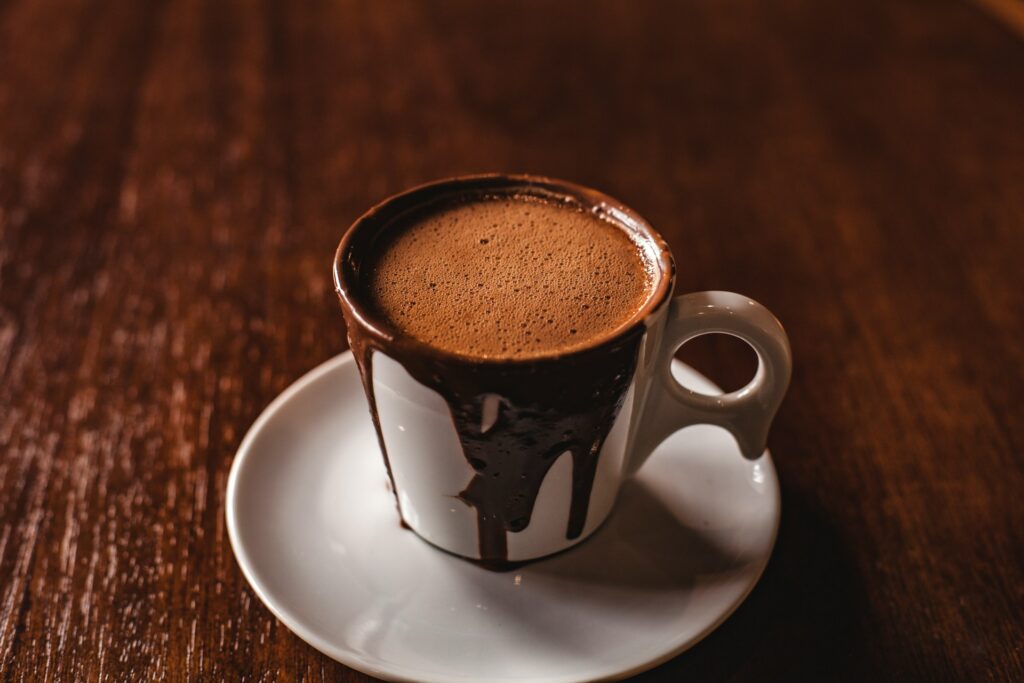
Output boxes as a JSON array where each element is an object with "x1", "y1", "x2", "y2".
[{"x1": 226, "y1": 352, "x2": 780, "y2": 683}]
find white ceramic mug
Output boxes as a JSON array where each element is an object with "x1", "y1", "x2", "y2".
[{"x1": 334, "y1": 175, "x2": 791, "y2": 565}]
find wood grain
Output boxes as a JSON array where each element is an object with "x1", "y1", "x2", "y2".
[
  {"x1": 1, "y1": 0, "x2": 1022, "y2": 680},
  {"x1": 973, "y1": 0, "x2": 1024, "y2": 38}
]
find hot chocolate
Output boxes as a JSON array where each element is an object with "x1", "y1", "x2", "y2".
[
  {"x1": 336, "y1": 178, "x2": 671, "y2": 565},
  {"x1": 365, "y1": 195, "x2": 656, "y2": 359}
]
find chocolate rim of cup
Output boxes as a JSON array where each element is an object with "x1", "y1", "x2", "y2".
[{"x1": 333, "y1": 173, "x2": 676, "y2": 365}]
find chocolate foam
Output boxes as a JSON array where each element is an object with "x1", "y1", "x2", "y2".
[{"x1": 365, "y1": 196, "x2": 655, "y2": 359}]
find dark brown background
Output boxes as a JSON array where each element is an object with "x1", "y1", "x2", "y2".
[{"x1": 1, "y1": 0, "x2": 1022, "y2": 680}]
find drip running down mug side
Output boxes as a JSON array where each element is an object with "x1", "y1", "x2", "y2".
[{"x1": 333, "y1": 174, "x2": 791, "y2": 566}]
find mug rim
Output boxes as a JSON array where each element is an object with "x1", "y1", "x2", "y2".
[{"x1": 333, "y1": 173, "x2": 676, "y2": 365}]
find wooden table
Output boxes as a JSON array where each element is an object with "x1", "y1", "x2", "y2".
[{"x1": 1, "y1": 1, "x2": 1021, "y2": 680}]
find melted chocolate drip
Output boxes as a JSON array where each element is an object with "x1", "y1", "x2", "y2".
[{"x1": 343, "y1": 312, "x2": 643, "y2": 565}]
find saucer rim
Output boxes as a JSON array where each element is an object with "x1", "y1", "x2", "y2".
[{"x1": 226, "y1": 351, "x2": 781, "y2": 683}]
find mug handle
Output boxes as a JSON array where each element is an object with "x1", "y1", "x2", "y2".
[{"x1": 629, "y1": 291, "x2": 792, "y2": 473}]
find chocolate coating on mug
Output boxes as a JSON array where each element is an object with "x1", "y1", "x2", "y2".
[{"x1": 344, "y1": 328, "x2": 643, "y2": 563}]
